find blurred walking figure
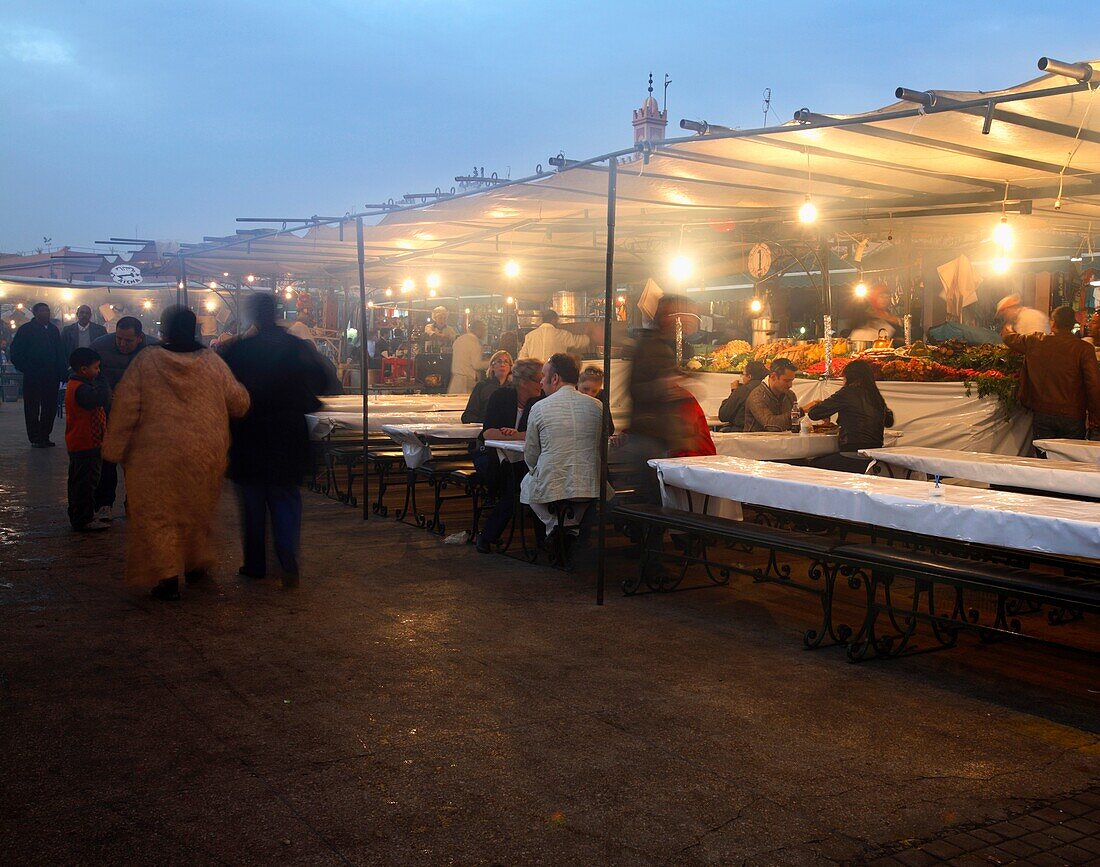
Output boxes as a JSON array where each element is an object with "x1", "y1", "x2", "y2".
[
  {"x1": 102, "y1": 307, "x2": 250, "y2": 600},
  {"x1": 223, "y1": 295, "x2": 327, "y2": 587},
  {"x1": 10, "y1": 302, "x2": 68, "y2": 447},
  {"x1": 64, "y1": 348, "x2": 111, "y2": 532}
]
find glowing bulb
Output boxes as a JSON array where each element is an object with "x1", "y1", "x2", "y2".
[
  {"x1": 993, "y1": 217, "x2": 1013, "y2": 249},
  {"x1": 464, "y1": 308, "x2": 471, "y2": 314},
  {"x1": 504, "y1": 259, "x2": 520, "y2": 278},
  {"x1": 142, "y1": 300, "x2": 153, "y2": 310},
  {"x1": 749, "y1": 298, "x2": 763, "y2": 314},
  {"x1": 799, "y1": 196, "x2": 818, "y2": 224},
  {"x1": 669, "y1": 255, "x2": 693, "y2": 282},
  {"x1": 246, "y1": 274, "x2": 255, "y2": 283},
  {"x1": 222, "y1": 272, "x2": 229, "y2": 277},
  {"x1": 505, "y1": 296, "x2": 514, "y2": 305},
  {"x1": 799, "y1": 326, "x2": 807, "y2": 335},
  {"x1": 401, "y1": 278, "x2": 415, "y2": 294},
  {"x1": 204, "y1": 299, "x2": 218, "y2": 313},
  {"x1": 426, "y1": 273, "x2": 442, "y2": 290},
  {"x1": 9, "y1": 320, "x2": 15, "y2": 328},
  {"x1": 16, "y1": 303, "x2": 25, "y2": 310},
  {"x1": 992, "y1": 256, "x2": 1010, "y2": 274},
  {"x1": 854, "y1": 282, "x2": 868, "y2": 299},
  {"x1": 178, "y1": 282, "x2": 185, "y2": 290},
  {"x1": 61, "y1": 290, "x2": 74, "y2": 303},
  {"x1": 617, "y1": 295, "x2": 626, "y2": 303},
  {"x1": 208, "y1": 281, "x2": 218, "y2": 289},
  {"x1": 284, "y1": 289, "x2": 294, "y2": 299},
  {"x1": 385, "y1": 288, "x2": 393, "y2": 298},
  {"x1": 428, "y1": 288, "x2": 438, "y2": 298}
]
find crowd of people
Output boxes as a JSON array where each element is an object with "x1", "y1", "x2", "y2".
[{"x1": 10, "y1": 288, "x2": 1100, "y2": 598}]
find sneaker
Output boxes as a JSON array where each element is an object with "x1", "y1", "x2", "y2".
[{"x1": 95, "y1": 506, "x2": 113, "y2": 524}]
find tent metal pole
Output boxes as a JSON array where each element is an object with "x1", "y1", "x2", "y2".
[
  {"x1": 596, "y1": 157, "x2": 617, "y2": 607},
  {"x1": 356, "y1": 217, "x2": 370, "y2": 522},
  {"x1": 180, "y1": 258, "x2": 188, "y2": 308},
  {"x1": 820, "y1": 235, "x2": 832, "y2": 321}
]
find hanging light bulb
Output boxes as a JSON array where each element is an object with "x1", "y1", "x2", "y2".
[
  {"x1": 749, "y1": 298, "x2": 763, "y2": 314},
  {"x1": 208, "y1": 281, "x2": 218, "y2": 289},
  {"x1": 61, "y1": 289, "x2": 74, "y2": 303},
  {"x1": 384, "y1": 288, "x2": 394, "y2": 298},
  {"x1": 178, "y1": 281, "x2": 185, "y2": 290},
  {"x1": 142, "y1": 299, "x2": 153, "y2": 310},
  {"x1": 669, "y1": 254, "x2": 693, "y2": 282},
  {"x1": 401, "y1": 278, "x2": 415, "y2": 294},
  {"x1": 992, "y1": 256, "x2": 1010, "y2": 275},
  {"x1": 505, "y1": 296, "x2": 514, "y2": 305},
  {"x1": 464, "y1": 307, "x2": 471, "y2": 314},
  {"x1": 428, "y1": 288, "x2": 438, "y2": 298},
  {"x1": 246, "y1": 274, "x2": 255, "y2": 283},
  {"x1": 798, "y1": 195, "x2": 818, "y2": 224},
  {"x1": 204, "y1": 299, "x2": 218, "y2": 313},
  {"x1": 854, "y1": 281, "x2": 868, "y2": 299},
  {"x1": 504, "y1": 259, "x2": 520, "y2": 279},
  {"x1": 426, "y1": 273, "x2": 442, "y2": 290},
  {"x1": 993, "y1": 216, "x2": 1014, "y2": 249},
  {"x1": 222, "y1": 272, "x2": 229, "y2": 278}
]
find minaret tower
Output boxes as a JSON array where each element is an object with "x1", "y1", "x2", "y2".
[{"x1": 632, "y1": 72, "x2": 668, "y2": 144}]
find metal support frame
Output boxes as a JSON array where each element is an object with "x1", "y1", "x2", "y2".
[
  {"x1": 596, "y1": 157, "x2": 617, "y2": 606},
  {"x1": 356, "y1": 217, "x2": 370, "y2": 521}
]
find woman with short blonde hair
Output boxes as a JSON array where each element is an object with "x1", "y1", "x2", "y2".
[{"x1": 461, "y1": 349, "x2": 514, "y2": 424}]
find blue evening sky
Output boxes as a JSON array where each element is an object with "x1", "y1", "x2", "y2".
[{"x1": 1, "y1": 1, "x2": 1096, "y2": 251}]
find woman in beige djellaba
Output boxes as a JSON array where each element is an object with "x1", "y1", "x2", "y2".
[{"x1": 103, "y1": 306, "x2": 250, "y2": 600}]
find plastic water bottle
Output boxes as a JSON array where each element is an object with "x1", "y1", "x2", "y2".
[
  {"x1": 799, "y1": 414, "x2": 812, "y2": 436},
  {"x1": 790, "y1": 403, "x2": 801, "y2": 433}
]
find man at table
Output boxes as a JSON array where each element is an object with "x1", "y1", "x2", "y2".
[
  {"x1": 719, "y1": 360, "x2": 767, "y2": 432},
  {"x1": 1003, "y1": 305, "x2": 1100, "y2": 447},
  {"x1": 474, "y1": 358, "x2": 544, "y2": 553},
  {"x1": 744, "y1": 358, "x2": 798, "y2": 432},
  {"x1": 521, "y1": 353, "x2": 603, "y2": 550}
]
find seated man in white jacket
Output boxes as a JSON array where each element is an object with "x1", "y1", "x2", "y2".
[{"x1": 520, "y1": 352, "x2": 604, "y2": 540}]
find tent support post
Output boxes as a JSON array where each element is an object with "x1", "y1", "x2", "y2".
[
  {"x1": 356, "y1": 217, "x2": 370, "y2": 522},
  {"x1": 596, "y1": 156, "x2": 617, "y2": 607},
  {"x1": 819, "y1": 235, "x2": 832, "y2": 321},
  {"x1": 179, "y1": 258, "x2": 187, "y2": 308}
]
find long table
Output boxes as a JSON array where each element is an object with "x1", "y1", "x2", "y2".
[
  {"x1": 649, "y1": 455, "x2": 1100, "y2": 560},
  {"x1": 1032, "y1": 439, "x2": 1100, "y2": 464},
  {"x1": 860, "y1": 446, "x2": 1100, "y2": 498},
  {"x1": 307, "y1": 410, "x2": 464, "y2": 439}
]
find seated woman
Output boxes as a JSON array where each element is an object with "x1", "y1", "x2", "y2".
[
  {"x1": 802, "y1": 359, "x2": 894, "y2": 473},
  {"x1": 461, "y1": 350, "x2": 512, "y2": 424}
]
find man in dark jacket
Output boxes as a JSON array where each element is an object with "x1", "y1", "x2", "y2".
[
  {"x1": 61, "y1": 305, "x2": 107, "y2": 357},
  {"x1": 89, "y1": 317, "x2": 156, "y2": 521},
  {"x1": 718, "y1": 360, "x2": 767, "y2": 432},
  {"x1": 1004, "y1": 305, "x2": 1100, "y2": 447},
  {"x1": 10, "y1": 302, "x2": 68, "y2": 446},
  {"x1": 223, "y1": 294, "x2": 327, "y2": 586}
]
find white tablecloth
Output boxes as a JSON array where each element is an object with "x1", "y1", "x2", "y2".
[
  {"x1": 685, "y1": 374, "x2": 1032, "y2": 456},
  {"x1": 860, "y1": 446, "x2": 1100, "y2": 498},
  {"x1": 1032, "y1": 439, "x2": 1100, "y2": 465},
  {"x1": 381, "y1": 423, "x2": 481, "y2": 469},
  {"x1": 485, "y1": 437, "x2": 527, "y2": 464},
  {"x1": 307, "y1": 410, "x2": 464, "y2": 439},
  {"x1": 318, "y1": 394, "x2": 469, "y2": 414},
  {"x1": 712, "y1": 431, "x2": 840, "y2": 460},
  {"x1": 649, "y1": 455, "x2": 1100, "y2": 560}
]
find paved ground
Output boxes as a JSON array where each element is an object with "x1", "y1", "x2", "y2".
[{"x1": 1, "y1": 405, "x2": 1097, "y2": 865}]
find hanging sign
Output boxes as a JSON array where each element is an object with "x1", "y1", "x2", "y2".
[
  {"x1": 747, "y1": 243, "x2": 772, "y2": 279},
  {"x1": 110, "y1": 264, "x2": 143, "y2": 286}
]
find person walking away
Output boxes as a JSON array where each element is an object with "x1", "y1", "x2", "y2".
[
  {"x1": 61, "y1": 305, "x2": 106, "y2": 357},
  {"x1": 10, "y1": 302, "x2": 68, "y2": 447},
  {"x1": 462, "y1": 350, "x2": 512, "y2": 424},
  {"x1": 223, "y1": 294, "x2": 327, "y2": 587},
  {"x1": 997, "y1": 294, "x2": 1050, "y2": 336},
  {"x1": 744, "y1": 358, "x2": 799, "y2": 432},
  {"x1": 1003, "y1": 305, "x2": 1100, "y2": 449},
  {"x1": 90, "y1": 317, "x2": 156, "y2": 523},
  {"x1": 803, "y1": 359, "x2": 895, "y2": 473},
  {"x1": 718, "y1": 360, "x2": 767, "y2": 432},
  {"x1": 102, "y1": 307, "x2": 250, "y2": 600},
  {"x1": 448, "y1": 320, "x2": 486, "y2": 394},
  {"x1": 64, "y1": 347, "x2": 111, "y2": 531}
]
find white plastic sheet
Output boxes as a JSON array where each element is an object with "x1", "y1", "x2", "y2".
[
  {"x1": 1032, "y1": 439, "x2": 1100, "y2": 465},
  {"x1": 712, "y1": 431, "x2": 839, "y2": 460},
  {"x1": 381, "y1": 422, "x2": 481, "y2": 469},
  {"x1": 650, "y1": 455, "x2": 1100, "y2": 559},
  {"x1": 318, "y1": 394, "x2": 468, "y2": 414},
  {"x1": 860, "y1": 447, "x2": 1100, "y2": 498},
  {"x1": 686, "y1": 373, "x2": 1032, "y2": 456}
]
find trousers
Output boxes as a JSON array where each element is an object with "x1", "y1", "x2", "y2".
[
  {"x1": 95, "y1": 460, "x2": 119, "y2": 509},
  {"x1": 479, "y1": 460, "x2": 527, "y2": 543},
  {"x1": 67, "y1": 453, "x2": 102, "y2": 528},
  {"x1": 1032, "y1": 412, "x2": 1086, "y2": 454},
  {"x1": 23, "y1": 375, "x2": 59, "y2": 444},
  {"x1": 236, "y1": 483, "x2": 302, "y2": 577}
]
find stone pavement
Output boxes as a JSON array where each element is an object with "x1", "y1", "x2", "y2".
[{"x1": 0, "y1": 406, "x2": 1097, "y2": 865}]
